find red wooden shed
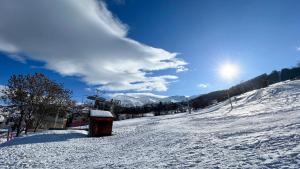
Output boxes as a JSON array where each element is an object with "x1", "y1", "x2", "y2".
[{"x1": 89, "y1": 110, "x2": 114, "y2": 137}]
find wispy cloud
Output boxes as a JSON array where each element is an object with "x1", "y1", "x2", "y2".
[
  {"x1": 176, "y1": 66, "x2": 188, "y2": 73},
  {"x1": 108, "y1": 92, "x2": 167, "y2": 98},
  {"x1": 85, "y1": 87, "x2": 92, "y2": 92},
  {"x1": 297, "y1": 47, "x2": 300, "y2": 51},
  {"x1": 197, "y1": 83, "x2": 209, "y2": 88},
  {"x1": 8, "y1": 54, "x2": 26, "y2": 64},
  {"x1": 0, "y1": 0, "x2": 187, "y2": 92}
]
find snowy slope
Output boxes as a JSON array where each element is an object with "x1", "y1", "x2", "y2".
[{"x1": 0, "y1": 80, "x2": 300, "y2": 168}]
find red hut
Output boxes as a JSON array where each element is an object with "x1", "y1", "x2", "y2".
[{"x1": 89, "y1": 110, "x2": 114, "y2": 137}]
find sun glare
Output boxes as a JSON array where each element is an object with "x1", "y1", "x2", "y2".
[{"x1": 219, "y1": 63, "x2": 239, "y2": 80}]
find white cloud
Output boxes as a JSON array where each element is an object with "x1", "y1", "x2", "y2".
[
  {"x1": 197, "y1": 83, "x2": 209, "y2": 88},
  {"x1": 297, "y1": 47, "x2": 300, "y2": 51},
  {"x1": 85, "y1": 87, "x2": 92, "y2": 92},
  {"x1": 109, "y1": 92, "x2": 167, "y2": 99},
  {"x1": 0, "y1": 0, "x2": 187, "y2": 92},
  {"x1": 8, "y1": 54, "x2": 26, "y2": 64},
  {"x1": 176, "y1": 65, "x2": 188, "y2": 73}
]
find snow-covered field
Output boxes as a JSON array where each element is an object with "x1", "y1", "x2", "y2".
[{"x1": 0, "y1": 80, "x2": 300, "y2": 168}]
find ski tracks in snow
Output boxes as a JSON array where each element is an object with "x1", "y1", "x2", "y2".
[{"x1": 0, "y1": 80, "x2": 300, "y2": 168}]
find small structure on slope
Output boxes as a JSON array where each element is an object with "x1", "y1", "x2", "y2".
[{"x1": 89, "y1": 110, "x2": 114, "y2": 137}]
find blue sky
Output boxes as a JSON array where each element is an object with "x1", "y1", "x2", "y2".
[{"x1": 1, "y1": 0, "x2": 300, "y2": 102}]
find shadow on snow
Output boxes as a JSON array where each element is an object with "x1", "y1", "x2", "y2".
[{"x1": 0, "y1": 132, "x2": 87, "y2": 148}]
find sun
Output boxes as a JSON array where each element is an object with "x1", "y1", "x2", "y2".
[{"x1": 219, "y1": 63, "x2": 239, "y2": 80}]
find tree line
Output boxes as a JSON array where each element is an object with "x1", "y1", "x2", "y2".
[{"x1": 91, "y1": 100, "x2": 189, "y2": 120}]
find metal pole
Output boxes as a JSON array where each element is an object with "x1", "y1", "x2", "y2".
[
  {"x1": 227, "y1": 89, "x2": 233, "y2": 110},
  {"x1": 187, "y1": 99, "x2": 191, "y2": 114},
  {"x1": 54, "y1": 112, "x2": 59, "y2": 128}
]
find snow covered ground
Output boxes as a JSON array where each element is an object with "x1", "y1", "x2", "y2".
[{"x1": 0, "y1": 80, "x2": 300, "y2": 168}]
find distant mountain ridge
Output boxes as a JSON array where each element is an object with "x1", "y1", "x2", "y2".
[{"x1": 112, "y1": 95, "x2": 188, "y2": 107}]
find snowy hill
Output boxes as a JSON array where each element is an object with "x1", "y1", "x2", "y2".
[
  {"x1": 160, "y1": 95, "x2": 187, "y2": 103},
  {"x1": 112, "y1": 94, "x2": 187, "y2": 107},
  {"x1": 112, "y1": 94, "x2": 162, "y2": 107},
  {"x1": 1, "y1": 80, "x2": 300, "y2": 168}
]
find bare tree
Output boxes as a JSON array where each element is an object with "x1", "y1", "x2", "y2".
[
  {"x1": 2, "y1": 75, "x2": 28, "y2": 136},
  {"x1": 1, "y1": 73, "x2": 73, "y2": 136}
]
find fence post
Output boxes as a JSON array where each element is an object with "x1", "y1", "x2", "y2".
[{"x1": 7, "y1": 126, "x2": 12, "y2": 141}]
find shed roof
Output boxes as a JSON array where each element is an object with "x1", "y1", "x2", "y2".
[{"x1": 90, "y1": 110, "x2": 113, "y2": 118}]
